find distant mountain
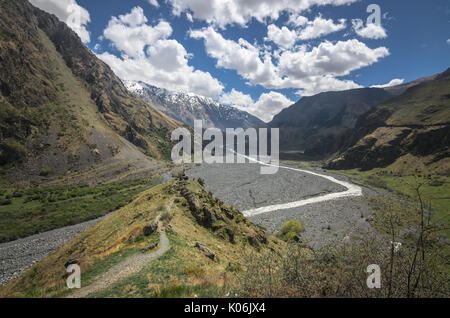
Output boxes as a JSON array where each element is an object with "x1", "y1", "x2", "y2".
[
  {"x1": 125, "y1": 81, "x2": 264, "y2": 130},
  {"x1": 266, "y1": 88, "x2": 395, "y2": 154},
  {"x1": 0, "y1": 0, "x2": 181, "y2": 179},
  {"x1": 326, "y1": 68, "x2": 450, "y2": 172},
  {"x1": 266, "y1": 71, "x2": 444, "y2": 158}
]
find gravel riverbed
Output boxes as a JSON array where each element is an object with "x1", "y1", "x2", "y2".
[{"x1": 0, "y1": 214, "x2": 110, "y2": 286}]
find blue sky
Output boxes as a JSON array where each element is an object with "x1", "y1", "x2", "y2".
[{"x1": 30, "y1": 0, "x2": 450, "y2": 122}]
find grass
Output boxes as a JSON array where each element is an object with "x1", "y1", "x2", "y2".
[
  {"x1": 0, "y1": 177, "x2": 162, "y2": 242},
  {"x1": 0, "y1": 179, "x2": 282, "y2": 298},
  {"x1": 331, "y1": 169, "x2": 450, "y2": 238}
]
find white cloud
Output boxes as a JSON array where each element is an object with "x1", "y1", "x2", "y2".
[
  {"x1": 447, "y1": 39, "x2": 450, "y2": 45},
  {"x1": 288, "y1": 14, "x2": 308, "y2": 27},
  {"x1": 266, "y1": 24, "x2": 297, "y2": 49},
  {"x1": 278, "y1": 39, "x2": 389, "y2": 80},
  {"x1": 98, "y1": 7, "x2": 223, "y2": 98},
  {"x1": 191, "y1": 27, "x2": 389, "y2": 96},
  {"x1": 294, "y1": 75, "x2": 362, "y2": 96},
  {"x1": 168, "y1": 0, "x2": 358, "y2": 28},
  {"x1": 190, "y1": 27, "x2": 281, "y2": 88},
  {"x1": 30, "y1": 0, "x2": 91, "y2": 43},
  {"x1": 103, "y1": 7, "x2": 172, "y2": 58},
  {"x1": 371, "y1": 78, "x2": 404, "y2": 88},
  {"x1": 298, "y1": 16, "x2": 346, "y2": 40},
  {"x1": 147, "y1": 0, "x2": 159, "y2": 7},
  {"x1": 220, "y1": 89, "x2": 294, "y2": 122},
  {"x1": 352, "y1": 19, "x2": 387, "y2": 39}
]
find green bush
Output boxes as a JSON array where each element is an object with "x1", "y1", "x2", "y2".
[
  {"x1": 183, "y1": 266, "x2": 206, "y2": 278},
  {"x1": 0, "y1": 139, "x2": 26, "y2": 166},
  {"x1": 276, "y1": 219, "x2": 304, "y2": 242},
  {"x1": 39, "y1": 168, "x2": 52, "y2": 177}
]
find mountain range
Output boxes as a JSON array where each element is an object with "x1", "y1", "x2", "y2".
[{"x1": 125, "y1": 80, "x2": 263, "y2": 130}]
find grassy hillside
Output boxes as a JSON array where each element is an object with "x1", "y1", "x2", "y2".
[
  {"x1": 0, "y1": 0, "x2": 182, "y2": 181},
  {"x1": 327, "y1": 69, "x2": 450, "y2": 172},
  {"x1": 0, "y1": 176, "x2": 283, "y2": 297}
]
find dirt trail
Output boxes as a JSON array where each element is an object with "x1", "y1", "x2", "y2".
[{"x1": 68, "y1": 199, "x2": 174, "y2": 298}]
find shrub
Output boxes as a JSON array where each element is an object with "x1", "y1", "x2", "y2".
[
  {"x1": 39, "y1": 168, "x2": 52, "y2": 177},
  {"x1": 0, "y1": 139, "x2": 26, "y2": 166},
  {"x1": 183, "y1": 266, "x2": 206, "y2": 278},
  {"x1": 0, "y1": 198, "x2": 12, "y2": 206},
  {"x1": 276, "y1": 219, "x2": 304, "y2": 241}
]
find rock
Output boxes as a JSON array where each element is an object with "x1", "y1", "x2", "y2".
[
  {"x1": 195, "y1": 242, "x2": 216, "y2": 261},
  {"x1": 141, "y1": 242, "x2": 158, "y2": 252},
  {"x1": 126, "y1": 228, "x2": 142, "y2": 243},
  {"x1": 64, "y1": 256, "x2": 81, "y2": 268},
  {"x1": 143, "y1": 221, "x2": 158, "y2": 236}
]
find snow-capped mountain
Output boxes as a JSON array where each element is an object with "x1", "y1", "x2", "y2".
[{"x1": 124, "y1": 81, "x2": 264, "y2": 130}]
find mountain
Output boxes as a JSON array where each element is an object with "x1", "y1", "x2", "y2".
[
  {"x1": 326, "y1": 68, "x2": 450, "y2": 172},
  {"x1": 125, "y1": 81, "x2": 264, "y2": 130},
  {"x1": 266, "y1": 72, "x2": 443, "y2": 158},
  {"x1": 0, "y1": 0, "x2": 182, "y2": 180},
  {"x1": 266, "y1": 88, "x2": 395, "y2": 154}
]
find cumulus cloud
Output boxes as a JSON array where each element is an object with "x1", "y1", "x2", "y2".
[
  {"x1": 266, "y1": 24, "x2": 297, "y2": 49},
  {"x1": 147, "y1": 0, "x2": 159, "y2": 7},
  {"x1": 190, "y1": 27, "x2": 281, "y2": 88},
  {"x1": 447, "y1": 39, "x2": 450, "y2": 45},
  {"x1": 352, "y1": 19, "x2": 387, "y2": 39},
  {"x1": 371, "y1": 78, "x2": 404, "y2": 88},
  {"x1": 30, "y1": 0, "x2": 91, "y2": 43},
  {"x1": 191, "y1": 27, "x2": 389, "y2": 96},
  {"x1": 168, "y1": 0, "x2": 358, "y2": 28},
  {"x1": 298, "y1": 16, "x2": 346, "y2": 40},
  {"x1": 220, "y1": 89, "x2": 294, "y2": 122},
  {"x1": 97, "y1": 7, "x2": 223, "y2": 98}
]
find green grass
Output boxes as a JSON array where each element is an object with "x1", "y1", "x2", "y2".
[
  {"x1": 0, "y1": 178, "x2": 163, "y2": 242},
  {"x1": 90, "y1": 231, "x2": 226, "y2": 298},
  {"x1": 334, "y1": 169, "x2": 450, "y2": 237}
]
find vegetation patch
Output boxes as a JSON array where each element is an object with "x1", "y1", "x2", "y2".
[{"x1": 0, "y1": 178, "x2": 162, "y2": 242}]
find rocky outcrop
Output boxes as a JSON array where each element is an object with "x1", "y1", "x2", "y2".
[
  {"x1": 195, "y1": 242, "x2": 216, "y2": 261},
  {"x1": 175, "y1": 175, "x2": 268, "y2": 247},
  {"x1": 143, "y1": 221, "x2": 158, "y2": 236}
]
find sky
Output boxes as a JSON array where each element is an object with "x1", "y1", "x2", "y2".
[{"x1": 29, "y1": 0, "x2": 450, "y2": 122}]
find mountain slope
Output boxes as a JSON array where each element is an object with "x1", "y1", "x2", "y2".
[
  {"x1": 0, "y1": 177, "x2": 280, "y2": 297},
  {"x1": 125, "y1": 81, "x2": 264, "y2": 130},
  {"x1": 326, "y1": 68, "x2": 450, "y2": 172},
  {"x1": 266, "y1": 88, "x2": 395, "y2": 154},
  {"x1": 0, "y1": 0, "x2": 182, "y2": 180}
]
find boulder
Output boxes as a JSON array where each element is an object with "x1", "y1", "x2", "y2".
[
  {"x1": 143, "y1": 221, "x2": 158, "y2": 236},
  {"x1": 141, "y1": 242, "x2": 159, "y2": 252},
  {"x1": 195, "y1": 242, "x2": 216, "y2": 261}
]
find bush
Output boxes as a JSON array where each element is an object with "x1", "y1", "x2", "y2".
[
  {"x1": 276, "y1": 219, "x2": 304, "y2": 241},
  {"x1": 160, "y1": 209, "x2": 172, "y2": 222},
  {"x1": 198, "y1": 178, "x2": 205, "y2": 186},
  {"x1": 39, "y1": 168, "x2": 52, "y2": 177},
  {"x1": 183, "y1": 266, "x2": 205, "y2": 278},
  {"x1": 0, "y1": 139, "x2": 26, "y2": 166},
  {"x1": 0, "y1": 198, "x2": 12, "y2": 206}
]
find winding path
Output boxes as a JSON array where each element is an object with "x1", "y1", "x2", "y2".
[{"x1": 68, "y1": 199, "x2": 174, "y2": 298}]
